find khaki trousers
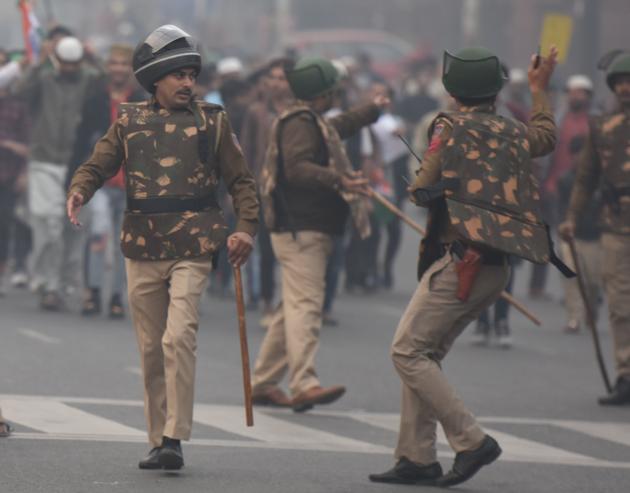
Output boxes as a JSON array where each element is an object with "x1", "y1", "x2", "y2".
[
  {"x1": 391, "y1": 252, "x2": 510, "y2": 464},
  {"x1": 252, "y1": 231, "x2": 332, "y2": 396},
  {"x1": 560, "y1": 239, "x2": 603, "y2": 328},
  {"x1": 126, "y1": 255, "x2": 212, "y2": 447},
  {"x1": 601, "y1": 233, "x2": 630, "y2": 378}
]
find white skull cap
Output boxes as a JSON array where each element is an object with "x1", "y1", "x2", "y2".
[
  {"x1": 508, "y1": 68, "x2": 526, "y2": 84},
  {"x1": 566, "y1": 74, "x2": 594, "y2": 91},
  {"x1": 217, "y1": 57, "x2": 244, "y2": 76},
  {"x1": 55, "y1": 36, "x2": 84, "y2": 63},
  {"x1": 332, "y1": 59, "x2": 349, "y2": 79}
]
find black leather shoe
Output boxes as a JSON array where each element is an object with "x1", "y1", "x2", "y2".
[
  {"x1": 158, "y1": 437, "x2": 184, "y2": 470},
  {"x1": 138, "y1": 447, "x2": 162, "y2": 469},
  {"x1": 436, "y1": 435, "x2": 501, "y2": 487},
  {"x1": 369, "y1": 457, "x2": 443, "y2": 485},
  {"x1": 598, "y1": 377, "x2": 630, "y2": 406}
]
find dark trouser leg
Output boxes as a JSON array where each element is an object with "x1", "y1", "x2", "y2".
[
  {"x1": 12, "y1": 216, "x2": 32, "y2": 272},
  {"x1": 259, "y1": 222, "x2": 275, "y2": 305},
  {"x1": 495, "y1": 268, "x2": 514, "y2": 323},
  {"x1": 0, "y1": 183, "x2": 16, "y2": 272},
  {"x1": 324, "y1": 235, "x2": 344, "y2": 313},
  {"x1": 384, "y1": 216, "x2": 402, "y2": 287}
]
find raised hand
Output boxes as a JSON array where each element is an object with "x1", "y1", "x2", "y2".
[{"x1": 528, "y1": 45, "x2": 559, "y2": 93}]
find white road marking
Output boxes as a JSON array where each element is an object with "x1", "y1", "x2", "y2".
[
  {"x1": 8, "y1": 432, "x2": 386, "y2": 454},
  {"x1": 194, "y1": 404, "x2": 390, "y2": 454},
  {"x1": 0, "y1": 397, "x2": 144, "y2": 437},
  {"x1": 17, "y1": 328, "x2": 60, "y2": 345},
  {"x1": 329, "y1": 410, "x2": 630, "y2": 469},
  {"x1": 547, "y1": 420, "x2": 630, "y2": 449},
  {"x1": 2, "y1": 394, "x2": 630, "y2": 468}
]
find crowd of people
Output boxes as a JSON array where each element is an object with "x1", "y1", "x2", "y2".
[{"x1": 0, "y1": 23, "x2": 616, "y2": 341}]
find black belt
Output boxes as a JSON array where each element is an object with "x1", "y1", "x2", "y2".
[
  {"x1": 444, "y1": 241, "x2": 507, "y2": 266},
  {"x1": 127, "y1": 194, "x2": 218, "y2": 214}
]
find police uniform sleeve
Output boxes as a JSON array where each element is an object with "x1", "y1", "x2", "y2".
[
  {"x1": 407, "y1": 117, "x2": 452, "y2": 207},
  {"x1": 281, "y1": 113, "x2": 343, "y2": 190},
  {"x1": 526, "y1": 92, "x2": 556, "y2": 158},
  {"x1": 68, "y1": 120, "x2": 124, "y2": 203},
  {"x1": 328, "y1": 103, "x2": 381, "y2": 140},
  {"x1": 216, "y1": 112, "x2": 259, "y2": 237},
  {"x1": 566, "y1": 126, "x2": 600, "y2": 223}
]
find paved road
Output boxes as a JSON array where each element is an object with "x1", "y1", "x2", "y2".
[{"x1": 1, "y1": 228, "x2": 629, "y2": 493}]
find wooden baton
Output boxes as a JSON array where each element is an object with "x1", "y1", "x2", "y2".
[
  {"x1": 370, "y1": 189, "x2": 542, "y2": 326},
  {"x1": 233, "y1": 266, "x2": 254, "y2": 426}
]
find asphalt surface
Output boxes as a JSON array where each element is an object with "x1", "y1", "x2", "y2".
[{"x1": 1, "y1": 224, "x2": 629, "y2": 493}]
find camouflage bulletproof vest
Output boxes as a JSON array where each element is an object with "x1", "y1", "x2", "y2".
[
  {"x1": 592, "y1": 111, "x2": 630, "y2": 234},
  {"x1": 118, "y1": 101, "x2": 228, "y2": 260},
  {"x1": 437, "y1": 111, "x2": 551, "y2": 263},
  {"x1": 260, "y1": 104, "x2": 370, "y2": 239}
]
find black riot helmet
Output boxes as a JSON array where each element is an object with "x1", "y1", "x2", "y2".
[{"x1": 133, "y1": 25, "x2": 201, "y2": 93}]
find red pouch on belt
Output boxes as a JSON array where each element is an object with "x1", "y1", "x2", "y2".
[{"x1": 454, "y1": 247, "x2": 482, "y2": 302}]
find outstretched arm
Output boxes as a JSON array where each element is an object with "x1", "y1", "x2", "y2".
[{"x1": 526, "y1": 46, "x2": 559, "y2": 158}]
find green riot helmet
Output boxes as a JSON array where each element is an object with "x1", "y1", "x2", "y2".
[
  {"x1": 285, "y1": 57, "x2": 339, "y2": 101},
  {"x1": 133, "y1": 24, "x2": 201, "y2": 93},
  {"x1": 606, "y1": 53, "x2": 630, "y2": 91},
  {"x1": 442, "y1": 47, "x2": 507, "y2": 100}
]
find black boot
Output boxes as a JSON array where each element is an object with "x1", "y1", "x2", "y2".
[
  {"x1": 138, "y1": 447, "x2": 162, "y2": 469},
  {"x1": 436, "y1": 435, "x2": 502, "y2": 487},
  {"x1": 158, "y1": 437, "x2": 184, "y2": 470},
  {"x1": 369, "y1": 457, "x2": 442, "y2": 485},
  {"x1": 599, "y1": 377, "x2": 630, "y2": 406}
]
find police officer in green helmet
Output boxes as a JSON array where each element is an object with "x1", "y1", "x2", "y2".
[
  {"x1": 67, "y1": 25, "x2": 259, "y2": 470},
  {"x1": 252, "y1": 57, "x2": 390, "y2": 412},
  {"x1": 370, "y1": 46, "x2": 563, "y2": 487},
  {"x1": 560, "y1": 51, "x2": 630, "y2": 406}
]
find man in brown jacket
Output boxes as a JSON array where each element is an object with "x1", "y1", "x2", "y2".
[
  {"x1": 67, "y1": 25, "x2": 258, "y2": 470},
  {"x1": 252, "y1": 57, "x2": 389, "y2": 412},
  {"x1": 240, "y1": 58, "x2": 294, "y2": 324}
]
